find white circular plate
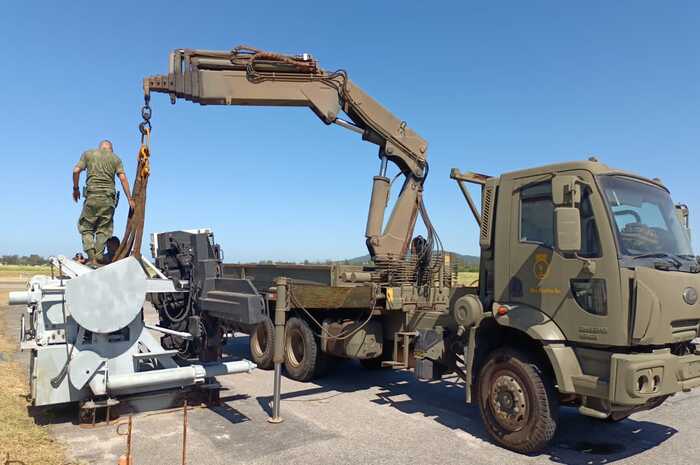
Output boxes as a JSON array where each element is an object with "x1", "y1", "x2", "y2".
[{"x1": 65, "y1": 257, "x2": 147, "y2": 333}]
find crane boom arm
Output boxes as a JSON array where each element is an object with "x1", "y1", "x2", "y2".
[{"x1": 143, "y1": 46, "x2": 431, "y2": 259}]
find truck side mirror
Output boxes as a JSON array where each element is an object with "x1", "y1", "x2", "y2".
[
  {"x1": 675, "y1": 204, "x2": 691, "y2": 244},
  {"x1": 552, "y1": 175, "x2": 581, "y2": 206},
  {"x1": 555, "y1": 207, "x2": 581, "y2": 254},
  {"x1": 552, "y1": 174, "x2": 583, "y2": 254}
]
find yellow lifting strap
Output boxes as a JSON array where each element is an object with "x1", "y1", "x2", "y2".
[
  {"x1": 114, "y1": 124, "x2": 152, "y2": 261},
  {"x1": 138, "y1": 129, "x2": 151, "y2": 180}
]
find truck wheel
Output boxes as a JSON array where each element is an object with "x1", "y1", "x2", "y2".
[
  {"x1": 477, "y1": 349, "x2": 559, "y2": 454},
  {"x1": 284, "y1": 317, "x2": 324, "y2": 382},
  {"x1": 249, "y1": 317, "x2": 274, "y2": 370}
]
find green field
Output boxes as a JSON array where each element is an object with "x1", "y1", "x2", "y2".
[
  {"x1": 456, "y1": 271, "x2": 479, "y2": 286},
  {"x1": 0, "y1": 264, "x2": 52, "y2": 279}
]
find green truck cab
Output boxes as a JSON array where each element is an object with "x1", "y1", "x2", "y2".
[{"x1": 450, "y1": 159, "x2": 700, "y2": 452}]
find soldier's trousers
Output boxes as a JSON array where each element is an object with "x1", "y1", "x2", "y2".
[{"x1": 78, "y1": 194, "x2": 115, "y2": 261}]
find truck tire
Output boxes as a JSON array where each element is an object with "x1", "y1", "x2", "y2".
[
  {"x1": 477, "y1": 348, "x2": 559, "y2": 454},
  {"x1": 249, "y1": 317, "x2": 274, "y2": 370},
  {"x1": 284, "y1": 317, "x2": 325, "y2": 382}
]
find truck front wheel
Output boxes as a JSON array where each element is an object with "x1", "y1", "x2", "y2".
[{"x1": 477, "y1": 349, "x2": 558, "y2": 454}]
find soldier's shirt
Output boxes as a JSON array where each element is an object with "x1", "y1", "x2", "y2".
[{"x1": 75, "y1": 149, "x2": 125, "y2": 195}]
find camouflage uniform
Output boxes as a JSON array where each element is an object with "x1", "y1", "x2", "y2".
[{"x1": 75, "y1": 149, "x2": 125, "y2": 261}]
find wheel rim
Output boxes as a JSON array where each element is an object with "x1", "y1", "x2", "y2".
[
  {"x1": 251, "y1": 324, "x2": 268, "y2": 357},
  {"x1": 489, "y1": 371, "x2": 529, "y2": 432},
  {"x1": 285, "y1": 327, "x2": 305, "y2": 368}
]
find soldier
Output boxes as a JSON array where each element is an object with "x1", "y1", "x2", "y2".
[
  {"x1": 72, "y1": 140, "x2": 135, "y2": 265},
  {"x1": 99, "y1": 236, "x2": 121, "y2": 265}
]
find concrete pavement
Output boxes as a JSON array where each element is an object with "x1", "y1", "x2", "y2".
[{"x1": 2, "y1": 280, "x2": 699, "y2": 465}]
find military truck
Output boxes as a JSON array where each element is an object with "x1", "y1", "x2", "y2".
[
  {"x1": 143, "y1": 46, "x2": 700, "y2": 453},
  {"x1": 445, "y1": 160, "x2": 700, "y2": 451}
]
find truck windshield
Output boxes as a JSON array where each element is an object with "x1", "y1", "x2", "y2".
[{"x1": 599, "y1": 175, "x2": 693, "y2": 258}]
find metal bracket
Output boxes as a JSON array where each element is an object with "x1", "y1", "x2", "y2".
[{"x1": 450, "y1": 168, "x2": 491, "y2": 227}]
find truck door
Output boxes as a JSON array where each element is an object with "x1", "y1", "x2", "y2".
[{"x1": 507, "y1": 171, "x2": 626, "y2": 346}]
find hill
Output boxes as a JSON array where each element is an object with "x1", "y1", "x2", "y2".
[{"x1": 341, "y1": 252, "x2": 479, "y2": 270}]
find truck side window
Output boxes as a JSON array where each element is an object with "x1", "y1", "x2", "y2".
[
  {"x1": 520, "y1": 182, "x2": 554, "y2": 247},
  {"x1": 580, "y1": 188, "x2": 601, "y2": 258}
]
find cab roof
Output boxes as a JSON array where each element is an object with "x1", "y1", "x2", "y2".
[{"x1": 499, "y1": 159, "x2": 668, "y2": 191}]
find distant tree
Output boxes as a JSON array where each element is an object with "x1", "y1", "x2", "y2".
[
  {"x1": 0, "y1": 254, "x2": 49, "y2": 266},
  {"x1": 1, "y1": 255, "x2": 19, "y2": 265},
  {"x1": 27, "y1": 254, "x2": 45, "y2": 266}
]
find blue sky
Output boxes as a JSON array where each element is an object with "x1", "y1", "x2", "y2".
[{"x1": 0, "y1": 1, "x2": 698, "y2": 262}]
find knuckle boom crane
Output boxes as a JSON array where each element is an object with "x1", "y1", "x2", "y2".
[
  {"x1": 143, "y1": 44, "x2": 455, "y2": 425},
  {"x1": 143, "y1": 46, "x2": 439, "y2": 268}
]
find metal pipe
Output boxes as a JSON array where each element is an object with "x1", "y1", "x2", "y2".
[
  {"x1": 268, "y1": 277, "x2": 287, "y2": 424},
  {"x1": 333, "y1": 118, "x2": 364, "y2": 135},
  {"x1": 379, "y1": 155, "x2": 389, "y2": 177},
  {"x1": 271, "y1": 364, "x2": 282, "y2": 421},
  {"x1": 203, "y1": 360, "x2": 256, "y2": 377},
  {"x1": 455, "y1": 179, "x2": 482, "y2": 227},
  {"x1": 181, "y1": 399, "x2": 188, "y2": 465},
  {"x1": 52, "y1": 256, "x2": 92, "y2": 277},
  {"x1": 365, "y1": 176, "x2": 390, "y2": 239},
  {"x1": 106, "y1": 360, "x2": 255, "y2": 394},
  {"x1": 8, "y1": 291, "x2": 31, "y2": 306},
  {"x1": 144, "y1": 323, "x2": 194, "y2": 340}
]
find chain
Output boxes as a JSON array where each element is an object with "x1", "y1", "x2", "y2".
[{"x1": 139, "y1": 93, "x2": 152, "y2": 143}]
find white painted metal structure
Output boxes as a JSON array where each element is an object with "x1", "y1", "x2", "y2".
[{"x1": 8, "y1": 256, "x2": 255, "y2": 406}]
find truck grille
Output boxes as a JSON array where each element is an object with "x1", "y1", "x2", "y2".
[
  {"x1": 671, "y1": 319, "x2": 700, "y2": 339},
  {"x1": 479, "y1": 185, "x2": 494, "y2": 249}
]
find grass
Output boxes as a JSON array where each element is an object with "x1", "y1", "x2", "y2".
[
  {"x1": 0, "y1": 290, "x2": 67, "y2": 465},
  {"x1": 456, "y1": 271, "x2": 479, "y2": 286},
  {"x1": 0, "y1": 265, "x2": 51, "y2": 280}
]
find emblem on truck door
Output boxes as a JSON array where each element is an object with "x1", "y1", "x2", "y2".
[
  {"x1": 533, "y1": 253, "x2": 551, "y2": 280},
  {"x1": 683, "y1": 287, "x2": 698, "y2": 305}
]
